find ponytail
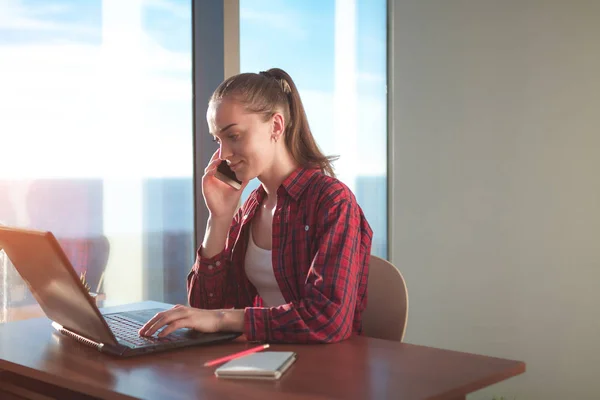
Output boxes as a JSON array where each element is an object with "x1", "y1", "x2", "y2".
[{"x1": 210, "y1": 68, "x2": 338, "y2": 177}]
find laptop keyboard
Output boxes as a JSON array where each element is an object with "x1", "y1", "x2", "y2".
[{"x1": 104, "y1": 314, "x2": 187, "y2": 347}]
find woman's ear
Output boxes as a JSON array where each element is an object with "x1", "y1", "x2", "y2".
[{"x1": 271, "y1": 112, "x2": 285, "y2": 142}]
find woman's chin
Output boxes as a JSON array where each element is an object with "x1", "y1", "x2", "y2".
[
  {"x1": 239, "y1": 173, "x2": 259, "y2": 183},
  {"x1": 234, "y1": 170, "x2": 250, "y2": 182}
]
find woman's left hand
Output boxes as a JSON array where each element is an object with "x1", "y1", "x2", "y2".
[{"x1": 138, "y1": 305, "x2": 226, "y2": 338}]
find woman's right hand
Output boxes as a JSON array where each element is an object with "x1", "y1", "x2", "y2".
[{"x1": 202, "y1": 150, "x2": 246, "y2": 219}]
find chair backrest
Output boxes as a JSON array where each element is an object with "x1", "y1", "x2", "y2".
[{"x1": 362, "y1": 255, "x2": 409, "y2": 342}]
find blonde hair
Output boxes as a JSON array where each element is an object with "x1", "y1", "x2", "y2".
[{"x1": 209, "y1": 68, "x2": 337, "y2": 177}]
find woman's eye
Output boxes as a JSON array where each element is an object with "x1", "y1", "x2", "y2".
[{"x1": 228, "y1": 134, "x2": 239, "y2": 142}]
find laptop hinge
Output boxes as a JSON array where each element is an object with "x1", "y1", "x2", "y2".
[{"x1": 51, "y1": 322, "x2": 104, "y2": 351}]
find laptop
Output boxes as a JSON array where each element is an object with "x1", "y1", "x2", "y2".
[{"x1": 0, "y1": 226, "x2": 240, "y2": 357}]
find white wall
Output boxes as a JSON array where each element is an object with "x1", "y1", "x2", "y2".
[{"x1": 389, "y1": 1, "x2": 600, "y2": 399}]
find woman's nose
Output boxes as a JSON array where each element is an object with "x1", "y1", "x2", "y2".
[{"x1": 219, "y1": 143, "x2": 233, "y2": 160}]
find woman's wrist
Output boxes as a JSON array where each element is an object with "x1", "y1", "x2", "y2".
[
  {"x1": 207, "y1": 214, "x2": 235, "y2": 225},
  {"x1": 217, "y1": 309, "x2": 245, "y2": 332}
]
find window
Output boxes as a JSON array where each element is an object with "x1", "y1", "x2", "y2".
[
  {"x1": 0, "y1": 0, "x2": 194, "y2": 321},
  {"x1": 239, "y1": 0, "x2": 388, "y2": 257}
]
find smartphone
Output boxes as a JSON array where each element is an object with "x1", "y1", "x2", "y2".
[{"x1": 215, "y1": 160, "x2": 242, "y2": 190}]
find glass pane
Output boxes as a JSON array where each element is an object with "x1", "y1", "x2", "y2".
[
  {"x1": 0, "y1": 0, "x2": 193, "y2": 322},
  {"x1": 239, "y1": 0, "x2": 388, "y2": 257}
]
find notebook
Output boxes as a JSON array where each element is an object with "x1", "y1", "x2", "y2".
[{"x1": 214, "y1": 351, "x2": 297, "y2": 380}]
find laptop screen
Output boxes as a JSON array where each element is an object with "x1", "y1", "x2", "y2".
[{"x1": 0, "y1": 226, "x2": 116, "y2": 345}]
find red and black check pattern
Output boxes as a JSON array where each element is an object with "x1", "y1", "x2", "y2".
[{"x1": 187, "y1": 167, "x2": 373, "y2": 343}]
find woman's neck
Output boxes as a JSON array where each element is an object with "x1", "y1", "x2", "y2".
[{"x1": 258, "y1": 150, "x2": 299, "y2": 201}]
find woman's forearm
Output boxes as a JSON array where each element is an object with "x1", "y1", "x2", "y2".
[{"x1": 201, "y1": 215, "x2": 233, "y2": 258}]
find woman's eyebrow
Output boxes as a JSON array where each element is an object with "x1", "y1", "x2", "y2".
[
  {"x1": 209, "y1": 123, "x2": 237, "y2": 137},
  {"x1": 220, "y1": 123, "x2": 237, "y2": 133}
]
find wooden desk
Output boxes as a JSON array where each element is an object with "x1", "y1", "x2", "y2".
[{"x1": 0, "y1": 301, "x2": 525, "y2": 400}]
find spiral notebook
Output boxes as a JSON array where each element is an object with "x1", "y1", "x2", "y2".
[{"x1": 214, "y1": 351, "x2": 297, "y2": 380}]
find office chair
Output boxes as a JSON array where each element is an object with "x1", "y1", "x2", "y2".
[{"x1": 362, "y1": 255, "x2": 409, "y2": 342}]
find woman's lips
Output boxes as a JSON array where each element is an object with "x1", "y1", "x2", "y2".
[{"x1": 229, "y1": 162, "x2": 242, "y2": 171}]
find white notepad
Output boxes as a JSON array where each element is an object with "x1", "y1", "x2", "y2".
[{"x1": 214, "y1": 351, "x2": 297, "y2": 380}]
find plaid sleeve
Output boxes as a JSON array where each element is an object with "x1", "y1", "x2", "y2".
[
  {"x1": 187, "y1": 211, "x2": 242, "y2": 310},
  {"x1": 187, "y1": 248, "x2": 233, "y2": 309},
  {"x1": 244, "y1": 198, "x2": 364, "y2": 343}
]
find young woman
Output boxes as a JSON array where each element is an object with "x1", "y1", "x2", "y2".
[{"x1": 140, "y1": 68, "x2": 372, "y2": 343}]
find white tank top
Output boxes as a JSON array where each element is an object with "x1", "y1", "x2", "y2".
[{"x1": 244, "y1": 228, "x2": 286, "y2": 307}]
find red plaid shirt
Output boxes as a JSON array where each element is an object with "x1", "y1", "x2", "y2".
[{"x1": 187, "y1": 167, "x2": 373, "y2": 343}]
